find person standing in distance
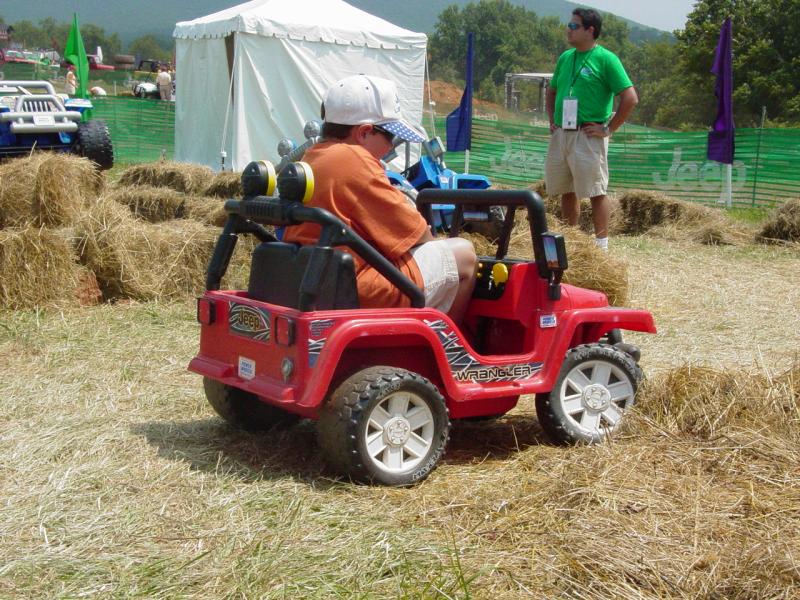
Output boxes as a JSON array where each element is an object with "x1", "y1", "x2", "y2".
[
  {"x1": 156, "y1": 66, "x2": 172, "y2": 101},
  {"x1": 544, "y1": 8, "x2": 638, "y2": 251}
]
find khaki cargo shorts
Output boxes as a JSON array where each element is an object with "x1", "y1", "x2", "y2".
[
  {"x1": 409, "y1": 240, "x2": 459, "y2": 313},
  {"x1": 544, "y1": 128, "x2": 609, "y2": 199}
]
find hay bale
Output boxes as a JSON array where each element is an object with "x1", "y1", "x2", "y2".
[
  {"x1": 0, "y1": 226, "x2": 82, "y2": 309},
  {"x1": 107, "y1": 185, "x2": 186, "y2": 223},
  {"x1": 0, "y1": 154, "x2": 103, "y2": 229},
  {"x1": 559, "y1": 225, "x2": 629, "y2": 306},
  {"x1": 118, "y1": 161, "x2": 214, "y2": 195},
  {"x1": 76, "y1": 196, "x2": 218, "y2": 301},
  {"x1": 619, "y1": 189, "x2": 749, "y2": 245},
  {"x1": 632, "y1": 362, "x2": 800, "y2": 440},
  {"x1": 0, "y1": 154, "x2": 49, "y2": 227},
  {"x1": 181, "y1": 196, "x2": 227, "y2": 227},
  {"x1": 32, "y1": 154, "x2": 104, "y2": 227},
  {"x1": 758, "y1": 198, "x2": 800, "y2": 243},
  {"x1": 505, "y1": 210, "x2": 629, "y2": 306},
  {"x1": 204, "y1": 171, "x2": 243, "y2": 198},
  {"x1": 543, "y1": 193, "x2": 624, "y2": 236}
]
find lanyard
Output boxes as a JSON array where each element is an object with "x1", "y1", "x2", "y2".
[{"x1": 569, "y1": 46, "x2": 596, "y2": 95}]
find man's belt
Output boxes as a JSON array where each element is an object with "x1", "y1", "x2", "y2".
[{"x1": 579, "y1": 121, "x2": 604, "y2": 129}]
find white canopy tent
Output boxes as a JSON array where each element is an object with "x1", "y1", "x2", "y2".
[{"x1": 173, "y1": 0, "x2": 428, "y2": 171}]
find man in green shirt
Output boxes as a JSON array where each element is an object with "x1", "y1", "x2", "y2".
[{"x1": 545, "y1": 8, "x2": 638, "y2": 251}]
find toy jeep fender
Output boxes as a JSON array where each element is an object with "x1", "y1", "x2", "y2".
[{"x1": 189, "y1": 161, "x2": 656, "y2": 486}]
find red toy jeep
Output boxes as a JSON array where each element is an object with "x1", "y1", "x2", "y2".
[{"x1": 189, "y1": 161, "x2": 656, "y2": 486}]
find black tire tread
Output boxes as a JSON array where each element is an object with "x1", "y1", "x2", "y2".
[
  {"x1": 203, "y1": 377, "x2": 298, "y2": 431},
  {"x1": 317, "y1": 366, "x2": 450, "y2": 486},
  {"x1": 75, "y1": 119, "x2": 114, "y2": 170},
  {"x1": 536, "y1": 343, "x2": 642, "y2": 445}
]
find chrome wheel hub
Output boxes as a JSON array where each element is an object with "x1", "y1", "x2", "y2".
[
  {"x1": 582, "y1": 383, "x2": 611, "y2": 411},
  {"x1": 384, "y1": 417, "x2": 411, "y2": 446}
]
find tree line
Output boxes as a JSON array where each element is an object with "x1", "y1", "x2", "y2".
[
  {"x1": 0, "y1": 15, "x2": 173, "y2": 63},
  {"x1": 429, "y1": 0, "x2": 800, "y2": 129},
  {"x1": 3, "y1": 0, "x2": 798, "y2": 129}
]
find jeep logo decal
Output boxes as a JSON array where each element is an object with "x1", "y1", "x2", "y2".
[{"x1": 229, "y1": 303, "x2": 270, "y2": 342}]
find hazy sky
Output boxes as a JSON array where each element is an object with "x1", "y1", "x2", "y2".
[{"x1": 586, "y1": 0, "x2": 698, "y2": 32}]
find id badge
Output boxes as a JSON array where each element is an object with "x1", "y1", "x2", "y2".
[{"x1": 562, "y1": 97, "x2": 578, "y2": 130}]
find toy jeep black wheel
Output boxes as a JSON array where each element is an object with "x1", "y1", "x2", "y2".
[
  {"x1": 317, "y1": 367, "x2": 450, "y2": 486},
  {"x1": 75, "y1": 119, "x2": 114, "y2": 170},
  {"x1": 536, "y1": 344, "x2": 642, "y2": 445},
  {"x1": 203, "y1": 377, "x2": 298, "y2": 431}
]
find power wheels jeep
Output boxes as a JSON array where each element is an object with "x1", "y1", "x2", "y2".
[
  {"x1": 0, "y1": 80, "x2": 113, "y2": 169},
  {"x1": 189, "y1": 161, "x2": 656, "y2": 486}
]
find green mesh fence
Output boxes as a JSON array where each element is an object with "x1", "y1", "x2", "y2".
[
  {"x1": 90, "y1": 96, "x2": 174, "y2": 163},
  {"x1": 429, "y1": 116, "x2": 799, "y2": 208},
  {"x1": 5, "y1": 66, "x2": 796, "y2": 208}
]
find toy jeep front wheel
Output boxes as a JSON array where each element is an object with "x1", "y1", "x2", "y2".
[
  {"x1": 536, "y1": 344, "x2": 642, "y2": 444},
  {"x1": 318, "y1": 367, "x2": 450, "y2": 486},
  {"x1": 203, "y1": 377, "x2": 298, "y2": 431},
  {"x1": 75, "y1": 120, "x2": 114, "y2": 170}
]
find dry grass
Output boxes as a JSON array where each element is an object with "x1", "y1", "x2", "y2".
[
  {"x1": 758, "y1": 197, "x2": 800, "y2": 243},
  {"x1": 118, "y1": 161, "x2": 215, "y2": 195},
  {"x1": 1, "y1": 292, "x2": 798, "y2": 597},
  {"x1": 2, "y1": 166, "x2": 800, "y2": 597}
]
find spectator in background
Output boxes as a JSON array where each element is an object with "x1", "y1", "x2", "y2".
[
  {"x1": 544, "y1": 8, "x2": 638, "y2": 251},
  {"x1": 156, "y1": 66, "x2": 172, "y2": 101},
  {"x1": 65, "y1": 66, "x2": 77, "y2": 96}
]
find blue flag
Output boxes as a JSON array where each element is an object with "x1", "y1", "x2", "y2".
[
  {"x1": 707, "y1": 17, "x2": 734, "y2": 164},
  {"x1": 446, "y1": 32, "x2": 473, "y2": 152}
]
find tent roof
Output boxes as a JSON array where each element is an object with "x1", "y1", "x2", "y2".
[{"x1": 173, "y1": 0, "x2": 427, "y2": 48}]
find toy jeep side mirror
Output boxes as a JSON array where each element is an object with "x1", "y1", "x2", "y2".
[{"x1": 542, "y1": 232, "x2": 567, "y2": 300}]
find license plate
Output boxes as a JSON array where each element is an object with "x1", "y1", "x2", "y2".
[{"x1": 32, "y1": 115, "x2": 55, "y2": 126}]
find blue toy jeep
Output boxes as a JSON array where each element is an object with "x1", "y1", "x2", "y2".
[{"x1": 0, "y1": 80, "x2": 113, "y2": 169}]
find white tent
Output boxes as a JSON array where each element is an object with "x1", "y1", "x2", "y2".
[{"x1": 173, "y1": 0, "x2": 428, "y2": 171}]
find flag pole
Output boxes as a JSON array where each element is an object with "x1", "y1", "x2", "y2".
[{"x1": 465, "y1": 150, "x2": 470, "y2": 174}]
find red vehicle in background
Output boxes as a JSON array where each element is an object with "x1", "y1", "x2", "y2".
[
  {"x1": 61, "y1": 55, "x2": 115, "y2": 71},
  {"x1": 0, "y1": 49, "x2": 37, "y2": 65}
]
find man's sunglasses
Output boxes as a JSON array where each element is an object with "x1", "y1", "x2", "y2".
[{"x1": 567, "y1": 22, "x2": 584, "y2": 30}]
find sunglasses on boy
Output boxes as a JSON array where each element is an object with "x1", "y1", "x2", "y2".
[
  {"x1": 567, "y1": 22, "x2": 585, "y2": 30},
  {"x1": 372, "y1": 125, "x2": 396, "y2": 143}
]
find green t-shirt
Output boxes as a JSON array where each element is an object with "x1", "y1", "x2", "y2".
[{"x1": 550, "y1": 45, "x2": 633, "y2": 126}]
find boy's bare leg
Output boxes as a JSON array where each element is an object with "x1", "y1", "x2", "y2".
[{"x1": 444, "y1": 238, "x2": 477, "y2": 326}]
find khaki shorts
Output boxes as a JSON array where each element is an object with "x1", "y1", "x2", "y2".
[
  {"x1": 409, "y1": 240, "x2": 459, "y2": 312},
  {"x1": 544, "y1": 128, "x2": 609, "y2": 199}
]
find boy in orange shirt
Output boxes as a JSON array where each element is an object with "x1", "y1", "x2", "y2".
[{"x1": 283, "y1": 75, "x2": 477, "y2": 324}]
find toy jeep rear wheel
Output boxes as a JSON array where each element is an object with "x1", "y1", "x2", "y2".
[
  {"x1": 75, "y1": 119, "x2": 114, "y2": 170},
  {"x1": 536, "y1": 344, "x2": 642, "y2": 444},
  {"x1": 317, "y1": 367, "x2": 450, "y2": 486},
  {"x1": 203, "y1": 377, "x2": 298, "y2": 431}
]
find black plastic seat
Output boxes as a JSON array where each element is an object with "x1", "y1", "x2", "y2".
[{"x1": 247, "y1": 242, "x2": 359, "y2": 310}]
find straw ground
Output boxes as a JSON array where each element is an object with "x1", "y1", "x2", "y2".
[{"x1": 1, "y1": 235, "x2": 799, "y2": 597}]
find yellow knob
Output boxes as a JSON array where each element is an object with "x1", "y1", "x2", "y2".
[{"x1": 492, "y1": 263, "x2": 509, "y2": 284}]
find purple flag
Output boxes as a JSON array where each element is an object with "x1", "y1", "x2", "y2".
[
  {"x1": 707, "y1": 17, "x2": 734, "y2": 164},
  {"x1": 446, "y1": 32, "x2": 473, "y2": 152}
]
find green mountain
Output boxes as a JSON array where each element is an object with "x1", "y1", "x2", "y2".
[{"x1": 0, "y1": 0, "x2": 671, "y2": 47}]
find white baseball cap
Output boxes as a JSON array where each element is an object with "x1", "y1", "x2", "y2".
[{"x1": 323, "y1": 74, "x2": 426, "y2": 143}]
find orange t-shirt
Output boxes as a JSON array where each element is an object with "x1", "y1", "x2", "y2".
[{"x1": 282, "y1": 141, "x2": 428, "y2": 308}]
